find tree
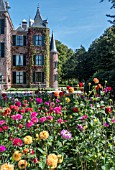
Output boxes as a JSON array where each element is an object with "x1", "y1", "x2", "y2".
[
  {"x1": 100, "y1": 0, "x2": 115, "y2": 24},
  {"x1": 56, "y1": 40, "x2": 74, "y2": 83}
]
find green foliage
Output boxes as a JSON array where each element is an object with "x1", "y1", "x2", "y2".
[
  {"x1": 56, "y1": 40, "x2": 74, "y2": 82},
  {"x1": 60, "y1": 26, "x2": 115, "y2": 95},
  {"x1": 0, "y1": 86, "x2": 115, "y2": 169}
]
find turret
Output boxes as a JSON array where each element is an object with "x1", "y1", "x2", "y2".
[{"x1": 50, "y1": 32, "x2": 58, "y2": 90}]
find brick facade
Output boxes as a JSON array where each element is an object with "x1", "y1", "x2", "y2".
[{"x1": 0, "y1": 1, "x2": 58, "y2": 90}]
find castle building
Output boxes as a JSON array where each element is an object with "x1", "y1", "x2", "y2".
[{"x1": 0, "y1": 0, "x2": 58, "y2": 90}]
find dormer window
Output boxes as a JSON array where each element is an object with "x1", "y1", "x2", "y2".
[
  {"x1": 33, "y1": 35, "x2": 44, "y2": 46},
  {"x1": 0, "y1": 19, "x2": 5, "y2": 34}
]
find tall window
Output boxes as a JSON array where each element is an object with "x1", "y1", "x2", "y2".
[
  {"x1": 0, "y1": 19, "x2": 5, "y2": 34},
  {"x1": 0, "y1": 43, "x2": 4, "y2": 58},
  {"x1": 16, "y1": 72, "x2": 23, "y2": 84},
  {"x1": 12, "y1": 72, "x2": 26, "y2": 84},
  {"x1": 35, "y1": 72, "x2": 44, "y2": 83},
  {"x1": 54, "y1": 61, "x2": 58, "y2": 68},
  {"x1": 33, "y1": 35, "x2": 44, "y2": 46},
  {"x1": 13, "y1": 35, "x2": 26, "y2": 46},
  {"x1": 54, "y1": 74, "x2": 58, "y2": 81},
  {"x1": 13, "y1": 55, "x2": 26, "y2": 66},
  {"x1": 0, "y1": 73, "x2": 2, "y2": 82},
  {"x1": 16, "y1": 36, "x2": 23, "y2": 46},
  {"x1": 16, "y1": 55, "x2": 23, "y2": 66},
  {"x1": 35, "y1": 55, "x2": 44, "y2": 65}
]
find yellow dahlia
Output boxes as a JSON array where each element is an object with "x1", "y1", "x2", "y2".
[
  {"x1": 24, "y1": 136, "x2": 32, "y2": 145},
  {"x1": 39, "y1": 131, "x2": 49, "y2": 140},
  {"x1": 46, "y1": 154, "x2": 58, "y2": 168},
  {"x1": 0, "y1": 163, "x2": 14, "y2": 170},
  {"x1": 12, "y1": 151, "x2": 22, "y2": 161},
  {"x1": 18, "y1": 160, "x2": 27, "y2": 169}
]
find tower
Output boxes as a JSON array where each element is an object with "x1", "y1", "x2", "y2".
[
  {"x1": 50, "y1": 32, "x2": 58, "y2": 90},
  {"x1": 28, "y1": 5, "x2": 50, "y2": 88},
  {"x1": 0, "y1": 0, "x2": 13, "y2": 89}
]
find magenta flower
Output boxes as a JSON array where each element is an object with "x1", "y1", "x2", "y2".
[
  {"x1": 2, "y1": 125, "x2": 9, "y2": 130},
  {"x1": 36, "y1": 98, "x2": 42, "y2": 104},
  {"x1": 44, "y1": 102, "x2": 50, "y2": 106},
  {"x1": 77, "y1": 124, "x2": 83, "y2": 130},
  {"x1": 46, "y1": 116, "x2": 53, "y2": 121},
  {"x1": 39, "y1": 117, "x2": 47, "y2": 123},
  {"x1": 0, "y1": 145, "x2": 6, "y2": 152},
  {"x1": 13, "y1": 138, "x2": 23, "y2": 146},
  {"x1": 0, "y1": 127, "x2": 3, "y2": 133},
  {"x1": 26, "y1": 121, "x2": 34, "y2": 128},
  {"x1": 112, "y1": 119, "x2": 115, "y2": 123},
  {"x1": 56, "y1": 99, "x2": 60, "y2": 103},
  {"x1": 60, "y1": 129, "x2": 72, "y2": 139},
  {"x1": 30, "y1": 112, "x2": 38, "y2": 118},
  {"x1": 57, "y1": 118, "x2": 63, "y2": 124},
  {"x1": 53, "y1": 106, "x2": 61, "y2": 114},
  {"x1": 80, "y1": 115, "x2": 88, "y2": 120},
  {"x1": 51, "y1": 102, "x2": 55, "y2": 107},
  {"x1": 0, "y1": 120, "x2": 6, "y2": 125},
  {"x1": 103, "y1": 123, "x2": 109, "y2": 127},
  {"x1": 15, "y1": 101, "x2": 21, "y2": 107},
  {"x1": 16, "y1": 114, "x2": 22, "y2": 120},
  {"x1": 31, "y1": 117, "x2": 38, "y2": 123},
  {"x1": 11, "y1": 115, "x2": 17, "y2": 120}
]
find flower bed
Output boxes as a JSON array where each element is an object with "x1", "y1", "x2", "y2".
[{"x1": 0, "y1": 81, "x2": 115, "y2": 170}]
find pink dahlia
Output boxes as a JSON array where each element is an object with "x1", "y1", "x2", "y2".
[
  {"x1": 39, "y1": 117, "x2": 47, "y2": 123},
  {"x1": 26, "y1": 121, "x2": 34, "y2": 128},
  {"x1": 0, "y1": 145, "x2": 6, "y2": 152},
  {"x1": 13, "y1": 138, "x2": 23, "y2": 146},
  {"x1": 0, "y1": 120, "x2": 6, "y2": 125}
]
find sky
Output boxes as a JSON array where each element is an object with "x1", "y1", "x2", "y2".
[{"x1": 8, "y1": 0, "x2": 114, "y2": 51}]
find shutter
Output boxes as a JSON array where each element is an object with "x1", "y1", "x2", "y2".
[
  {"x1": 42, "y1": 72, "x2": 44, "y2": 83},
  {"x1": 23, "y1": 72, "x2": 26, "y2": 84},
  {"x1": 1, "y1": 19, "x2": 5, "y2": 34},
  {"x1": 23, "y1": 55, "x2": 26, "y2": 66},
  {"x1": 33, "y1": 35, "x2": 36, "y2": 45},
  {"x1": 13, "y1": 55, "x2": 16, "y2": 66},
  {"x1": 33, "y1": 71, "x2": 35, "y2": 83},
  {"x1": 42, "y1": 56, "x2": 44, "y2": 65},
  {"x1": 23, "y1": 36, "x2": 26, "y2": 46},
  {"x1": 34, "y1": 55, "x2": 36, "y2": 65},
  {"x1": 1, "y1": 43, "x2": 4, "y2": 58},
  {"x1": 13, "y1": 35, "x2": 16, "y2": 46},
  {"x1": 12, "y1": 72, "x2": 16, "y2": 84},
  {"x1": 42, "y1": 36, "x2": 44, "y2": 46}
]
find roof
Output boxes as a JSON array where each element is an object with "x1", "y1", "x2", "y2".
[
  {"x1": 50, "y1": 32, "x2": 58, "y2": 53},
  {"x1": 16, "y1": 25, "x2": 24, "y2": 31},
  {"x1": 32, "y1": 5, "x2": 48, "y2": 28}
]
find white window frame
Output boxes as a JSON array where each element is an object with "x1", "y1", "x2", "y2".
[
  {"x1": 35, "y1": 35, "x2": 42, "y2": 46},
  {"x1": 35, "y1": 55, "x2": 44, "y2": 65},
  {"x1": 16, "y1": 72, "x2": 23, "y2": 84},
  {"x1": 16, "y1": 35, "x2": 23, "y2": 46},
  {"x1": 16, "y1": 55, "x2": 23, "y2": 66}
]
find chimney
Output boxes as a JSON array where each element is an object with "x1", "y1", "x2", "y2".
[{"x1": 22, "y1": 19, "x2": 27, "y2": 30}]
